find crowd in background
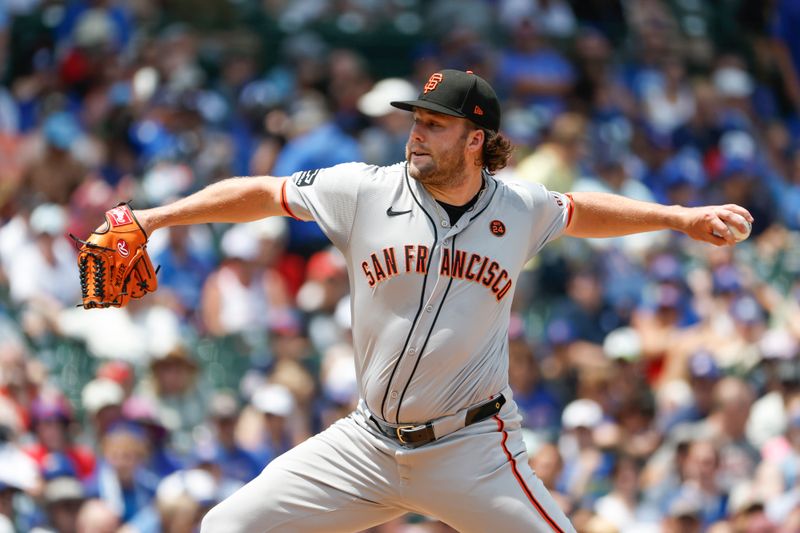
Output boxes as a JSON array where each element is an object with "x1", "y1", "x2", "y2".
[{"x1": 2, "y1": 0, "x2": 800, "y2": 531}]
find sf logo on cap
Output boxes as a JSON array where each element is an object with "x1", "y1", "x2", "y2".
[{"x1": 423, "y1": 73, "x2": 443, "y2": 93}]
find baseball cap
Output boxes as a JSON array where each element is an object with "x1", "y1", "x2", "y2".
[
  {"x1": 667, "y1": 495, "x2": 702, "y2": 519},
  {"x1": 96, "y1": 360, "x2": 134, "y2": 386},
  {"x1": 208, "y1": 391, "x2": 240, "y2": 419},
  {"x1": 728, "y1": 482, "x2": 765, "y2": 515},
  {"x1": 759, "y1": 329, "x2": 799, "y2": 361},
  {"x1": 81, "y1": 378, "x2": 125, "y2": 415},
  {"x1": 30, "y1": 394, "x2": 73, "y2": 424},
  {"x1": 358, "y1": 78, "x2": 417, "y2": 117},
  {"x1": 561, "y1": 399, "x2": 603, "y2": 430},
  {"x1": 688, "y1": 350, "x2": 721, "y2": 380},
  {"x1": 602, "y1": 327, "x2": 642, "y2": 362},
  {"x1": 156, "y1": 469, "x2": 218, "y2": 506},
  {"x1": 391, "y1": 69, "x2": 501, "y2": 132},
  {"x1": 251, "y1": 383, "x2": 294, "y2": 417},
  {"x1": 43, "y1": 476, "x2": 85, "y2": 503},
  {"x1": 30, "y1": 203, "x2": 67, "y2": 236}
]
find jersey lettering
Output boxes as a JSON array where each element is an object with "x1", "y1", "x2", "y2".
[
  {"x1": 465, "y1": 254, "x2": 481, "y2": 281},
  {"x1": 383, "y1": 247, "x2": 399, "y2": 277},
  {"x1": 416, "y1": 246, "x2": 428, "y2": 274},
  {"x1": 451, "y1": 250, "x2": 467, "y2": 279},
  {"x1": 362, "y1": 261, "x2": 376, "y2": 287},
  {"x1": 440, "y1": 249, "x2": 451, "y2": 277},
  {"x1": 482, "y1": 261, "x2": 499, "y2": 287},
  {"x1": 404, "y1": 245, "x2": 416, "y2": 273},
  {"x1": 361, "y1": 245, "x2": 513, "y2": 301},
  {"x1": 371, "y1": 252, "x2": 387, "y2": 282}
]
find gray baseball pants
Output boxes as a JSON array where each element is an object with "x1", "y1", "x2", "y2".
[{"x1": 200, "y1": 400, "x2": 575, "y2": 533}]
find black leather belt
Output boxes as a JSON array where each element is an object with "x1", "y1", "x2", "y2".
[{"x1": 370, "y1": 394, "x2": 506, "y2": 448}]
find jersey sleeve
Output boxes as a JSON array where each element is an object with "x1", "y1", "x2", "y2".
[
  {"x1": 520, "y1": 181, "x2": 572, "y2": 259},
  {"x1": 280, "y1": 162, "x2": 372, "y2": 250}
]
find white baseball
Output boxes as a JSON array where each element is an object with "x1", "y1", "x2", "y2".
[{"x1": 726, "y1": 214, "x2": 751, "y2": 242}]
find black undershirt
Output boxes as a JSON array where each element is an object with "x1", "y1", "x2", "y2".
[{"x1": 436, "y1": 180, "x2": 486, "y2": 226}]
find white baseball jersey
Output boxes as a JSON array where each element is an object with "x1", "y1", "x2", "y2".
[
  {"x1": 281, "y1": 162, "x2": 571, "y2": 424},
  {"x1": 201, "y1": 162, "x2": 577, "y2": 533}
]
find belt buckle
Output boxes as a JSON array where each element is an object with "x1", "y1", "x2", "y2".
[{"x1": 395, "y1": 425, "x2": 415, "y2": 444}]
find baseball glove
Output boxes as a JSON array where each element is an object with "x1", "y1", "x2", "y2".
[{"x1": 70, "y1": 203, "x2": 158, "y2": 309}]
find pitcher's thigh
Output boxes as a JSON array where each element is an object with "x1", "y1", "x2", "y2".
[
  {"x1": 439, "y1": 460, "x2": 574, "y2": 533},
  {"x1": 201, "y1": 418, "x2": 404, "y2": 533}
]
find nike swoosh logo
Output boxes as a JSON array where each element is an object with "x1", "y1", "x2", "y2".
[{"x1": 386, "y1": 207, "x2": 412, "y2": 217}]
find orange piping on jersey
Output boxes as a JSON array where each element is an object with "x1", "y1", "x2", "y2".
[
  {"x1": 493, "y1": 416, "x2": 565, "y2": 533},
  {"x1": 280, "y1": 180, "x2": 301, "y2": 221},
  {"x1": 565, "y1": 193, "x2": 575, "y2": 228}
]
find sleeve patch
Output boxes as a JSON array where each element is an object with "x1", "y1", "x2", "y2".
[{"x1": 295, "y1": 169, "x2": 321, "y2": 187}]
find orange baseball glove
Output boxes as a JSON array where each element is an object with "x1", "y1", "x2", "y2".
[{"x1": 71, "y1": 203, "x2": 158, "y2": 309}]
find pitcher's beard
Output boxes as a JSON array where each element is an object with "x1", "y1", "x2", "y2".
[{"x1": 406, "y1": 149, "x2": 469, "y2": 190}]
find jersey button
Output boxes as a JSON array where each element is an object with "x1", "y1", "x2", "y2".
[
  {"x1": 408, "y1": 348, "x2": 416, "y2": 355},
  {"x1": 443, "y1": 239, "x2": 450, "y2": 246},
  {"x1": 441, "y1": 220, "x2": 449, "y2": 227},
  {"x1": 390, "y1": 391, "x2": 398, "y2": 399},
  {"x1": 425, "y1": 305, "x2": 433, "y2": 313}
]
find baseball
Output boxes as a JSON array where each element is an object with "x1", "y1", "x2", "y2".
[{"x1": 726, "y1": 214, "x2": 752, "y2": 242}]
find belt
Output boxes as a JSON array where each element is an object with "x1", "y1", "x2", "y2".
[{"x1": 369, "y1": 393, "x2": 506, "y2": 448}]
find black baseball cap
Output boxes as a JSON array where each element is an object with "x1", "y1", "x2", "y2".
[{"x1": 391, "y1": 69, "x2": 501, "y2": 132}]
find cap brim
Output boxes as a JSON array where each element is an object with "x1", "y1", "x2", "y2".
[{"x1": 390, "y1": 100, "x2": 466, "y2": 119}]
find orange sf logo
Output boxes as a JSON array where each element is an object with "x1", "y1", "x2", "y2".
[
  {"x1": 423, "y1": 73, "x2": 443, "y2": 93},
  {"x1": 490, "y1": 220, "x2": 506, "y2": 236}
]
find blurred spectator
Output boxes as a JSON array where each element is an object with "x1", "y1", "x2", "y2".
[
  {"x1": 0, "y1": 412, "x2": 40, "y2": 532},
  {"x1": 137, "y1": 345, "x2": 207, "y2": 456},
  {"x1": 672, "y1": 440, "x2": 728, "y2": 527},
  {"x1": 7, "y1": 203, "x2": 79, "y2": 308},
  {"x1": 81, "y1": 378, "x2": 125, "y2": 440},
  {"x1": 200, "y1": 221, "x2": 293, "y2": 337},
  {"x1": 641, "y1": 56, "x2": 695, "y2": 136},
  {"x1": 149, "y1": 225, "x2": 216, "y2": 317},
  {"x1": 250, "y1": 383, "x2": 297, "y2": 465},
  {"x1": 748, "y1": 341, "x2": 800, "y2": 450},
  {"x1": 18, "y1": 113, "x2": 87, "y2": 206},
  {"x1": 24, "y1": 392, "x2": 95, "y2": 482},
  {"x1": 593, "y1": 455, "x2": 648, "y2": 531},
  {"x1": 299, "y1": 247, "x2": 349, "y2": 354},
  {"x1": 75, "y1": 499, "x2": 120, "y2": 533},
  {"x1": 496, "y1": 17, "x2": 575, "y2": 120},
  {"x1": 515, "y1": 111, "x2": 587, "y2": 192},
  {"x1": 121, "y1": 395, "x2": 182, "y2": 479},
  {"x1": 95, "y1": 360, "x2": 136, "y2": 399},
  {"x1": 528, "y1": 441, "x2": 572, "y2": 516},
  {"x1": 727, "y1": 481, "x2": 774, "y2": 532},
  {"x1": 85, "y1": 421, "x2": 159, "y2": 525},
  {"x1": 317, "y1": 341, "x2": 358, "y2": 431},
  {"x1": 497, "y1": 0, "x2": 576, "y2": 40},
  {"x1": 127, "y1": 469, "x2": 218, "y2": 533},
  {"x1": 661, "y1": 495, "x2": 703, "y2": 533},
  {"x1": 196, "y1": 390, "x2": 262, "y2": 485},
  {"x1": 771, "y1": 0, "x2": 800, "y2": 115},
  {"x1": 34, "y1": 475, "x2": 86, "y2": 533},
  {"x1": 550, "y1": 265, "x2": 620, "y2": 344},
  {"x1": 508, "y1": 316, "x2": 562, "y2": 438},
  {"x1": 356, "y1": 78, "x2": 416, "y2": 166},
  {"x1": 558, "y1": 398, "x2": 611, "y2": 506}
]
